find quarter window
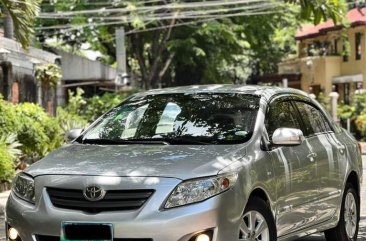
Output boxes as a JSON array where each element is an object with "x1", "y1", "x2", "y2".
[
  {"x1": 294, "y1": 102, "x2": 332, "y2": 136},
  {"x1": 266, "y1": 101, "x2": 301, "y2": 138}
]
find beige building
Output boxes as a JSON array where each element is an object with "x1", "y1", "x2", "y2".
[{"x1": 279, "y1": 7, "x2": 366, "y2": 103}]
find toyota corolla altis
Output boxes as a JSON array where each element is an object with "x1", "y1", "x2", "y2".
[{"x1": 5, "y1": 85, "x2": 363, "y2": 241}]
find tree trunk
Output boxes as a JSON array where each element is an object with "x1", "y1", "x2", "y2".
[
  {"x1": 3, "y1": 9, "x2": 14, "y2": 39},
  {"x1": 1, "y1": 61, "x2": 13, "y2": 101},
  {"x1": 131, "y1": 34, "x2": 149, "y2": 89}
]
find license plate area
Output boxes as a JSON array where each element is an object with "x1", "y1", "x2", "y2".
[{"x1": 61, "y1": 222, "x2": 113, "y2": 241}]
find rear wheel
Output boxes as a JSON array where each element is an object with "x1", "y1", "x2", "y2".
[
  {"x1": 324, "y1": 184, "x2": 359, "y2": 241},
  {"x1": 239, "y1": 197, "x2": 276, "y2": 241}
]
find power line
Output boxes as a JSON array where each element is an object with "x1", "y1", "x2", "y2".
[
  {"x1": 41, "y1": 0, "x2": 164, "y2": 7},
  {"x1": 38, "y1": 2, "x2": 277, "y2": 20},
  {"x1": 38, "y1": 9, "x2": 281, "y2": 44},
  {"x1": 36, "y1": 3, "x2": 277, "y2": 31},
  {"x1": 39, "y1": 0, "x2": 270, "y2": 18},
  {"x1": 125, "y1": 10, "x2": 281, "y2": 35}
]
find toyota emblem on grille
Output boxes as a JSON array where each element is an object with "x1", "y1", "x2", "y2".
[{"x1": 83, "y1": 185, "x2": 106, "y2": 201}]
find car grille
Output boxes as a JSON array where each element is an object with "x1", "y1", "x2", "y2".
[
  {"x1": 47, "y1": 188, "x2": 154, "y2": 213},
  {"x1": 36, "y1": 236, "x2": 152, "y2": 241}
]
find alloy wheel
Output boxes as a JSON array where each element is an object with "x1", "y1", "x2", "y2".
[
  {"x1": 239, "y1": 210, "x2": 270, "y2": 241},
  {"x1": 344, "y1": 192, "x2": 357, "y2": 239}
]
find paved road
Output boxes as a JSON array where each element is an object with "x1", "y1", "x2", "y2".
[
  {"x1": 0, "y1": 157, "x2": 365, "y2": 241},
  {"x1": 0, "y1": 191, "x2": 9, "y2": 241}
]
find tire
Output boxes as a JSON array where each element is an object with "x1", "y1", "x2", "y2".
[
  {"x1": 239, "y1": 196, "x2": 277, "y2": 241},
  {"x1": 324, "y1": 183, "x2": 360, "y2": 241}
]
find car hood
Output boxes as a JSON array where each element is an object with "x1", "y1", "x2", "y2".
[{"x1": 26, "y1": 143, "x2": 246, "y2": 180}]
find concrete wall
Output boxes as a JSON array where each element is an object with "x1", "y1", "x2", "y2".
[{"x1": 56, "y1": 50, "x2": 116, "y2": 82}]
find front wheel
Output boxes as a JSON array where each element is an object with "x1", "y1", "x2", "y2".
[
  {"x1": 239, "y1": 197, "x2": 277, "y2": 241},
  {"x1": 324, "y1": 184, "x2": 360, "y2": 241}
]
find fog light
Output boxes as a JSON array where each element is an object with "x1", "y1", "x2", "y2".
[
  {"x1": 195, "y1": 233, "x2": 210, "y2": 241},
  {"x1": 8, "y1": 227, "x2": 19, "y2": 240}
]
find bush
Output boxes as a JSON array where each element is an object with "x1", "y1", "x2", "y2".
[
  {"x1": 0, "y1": 133, "x2": 20, "y2": 182},
  {"x1": 355, "y1": 114, "x2": 366, "y2": 139},
  {"x1": 0, "y1": 96, "x2": 64, "y2": 161},
  {"x1": 0, "y1": 98, "x2": 20, "y2": 136},
  {"x1": 0, "y1": 88, "x2": 138, "y2": 180},
  {"x1": 56, "y1": 107, "x2": 88, "y2": 134},
  {"x1": 338, "y1": 93, "x2": 366, "y2": 140},
  {"x1": 0, "y1": 143, "x2": 15, "y2": 182},
  {"x1": 15, "y1": 103, "x2": 63, "y2": 157},
  {"x1": 62, "y1": 88, "x2": 137, "y2": 123}
]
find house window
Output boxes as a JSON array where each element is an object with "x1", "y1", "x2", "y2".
[{"x1": 355, "y1": 32, "x2": 362, "y2": 60}]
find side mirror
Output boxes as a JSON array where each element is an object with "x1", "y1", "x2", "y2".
[
  {"x1": 272, "y1": 128, "x2": 304, "y2": 146},
  {"x1": 65, "y1": 128, "x2": 83, "y2": 142}
]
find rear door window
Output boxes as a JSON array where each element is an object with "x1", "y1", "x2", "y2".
[{"x1": 293, "y1": 101, "x2": 332, "y2": 136}]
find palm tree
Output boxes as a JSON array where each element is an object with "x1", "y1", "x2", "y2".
[{"x1": 1, "y1": 0, "x2": 40, "y2": 49}]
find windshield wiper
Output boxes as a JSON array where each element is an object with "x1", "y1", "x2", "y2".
[
  {"x1": 82, "y1": 138, "x2": 169, "y2": 145},
  {"x1": 155, "y1": 137, "x2": 211, "y2": 145}
]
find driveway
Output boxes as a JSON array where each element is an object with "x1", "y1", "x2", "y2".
[{"x1": 1, "y1": 156, "x2": 366, "y2": 241}]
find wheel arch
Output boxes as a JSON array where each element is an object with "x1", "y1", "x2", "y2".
[
  {"x1": 249, "y1": 187, "x2": 273, "y2": 212},
  {"x1": 346, "y1": 171, "x2": 360, "y2": 199}
]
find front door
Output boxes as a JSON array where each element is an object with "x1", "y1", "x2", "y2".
[
  {"x1": 293, "y1": 101, "x2": 344, "y2": 223},
  {"x1": 265, "y1": 98, "x2": 319, "y2": 236}
]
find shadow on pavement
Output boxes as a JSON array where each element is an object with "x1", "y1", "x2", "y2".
[{"x1": 359, "y1": 217, "x2": 366, "y2": 241}]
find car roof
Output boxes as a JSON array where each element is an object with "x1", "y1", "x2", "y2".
[{"x1": 134, "y1": 84, "x2": 309, "y2": 100}]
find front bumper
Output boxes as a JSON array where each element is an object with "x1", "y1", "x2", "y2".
[{"x1": 5, "y1": 175, "x2": 245, "y2": 241}]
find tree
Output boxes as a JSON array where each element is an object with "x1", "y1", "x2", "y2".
[
  {"x1": 36, "y1": 0, "x2": 346, "y2": 89},
  {"x1": 1, "y1": 0, "x2": 41, "y2": 49},
  {"x1": 285, "y1": 0, "x2": 347, "y2": 24}
]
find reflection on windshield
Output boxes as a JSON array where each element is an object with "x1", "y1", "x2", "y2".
[{"x1": 81, "y1": 93, "x2": 260, "y2": 145}]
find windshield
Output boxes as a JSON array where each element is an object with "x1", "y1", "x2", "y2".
[{"x1": 79, "y1": 93, "x2": 260, "y2": 145}]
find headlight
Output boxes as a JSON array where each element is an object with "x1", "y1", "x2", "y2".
[
  {"x1": 13, "y1": 173, "x2": 35, "y2": 204},
  {"x1": 164, "y1": 173, "x2": 238, "y2": 209}
]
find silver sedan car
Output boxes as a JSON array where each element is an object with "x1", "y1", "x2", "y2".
[{"x1": 5, "y1": 85, "x2": 363, "y2": 241}]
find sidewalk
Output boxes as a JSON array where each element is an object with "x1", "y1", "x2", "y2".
[
  {"x1": 0, "y1": 191, "x2": 9, "y2": 216},
  {"x1": 0, "y1": 191, "x2": 8, "y2": 241},
  {"x1": 360, "y1": 142, "x2": 366, "y2": 154}
]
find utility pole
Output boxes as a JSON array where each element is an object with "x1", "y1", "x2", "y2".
[{"x1": 115, "y1": 27, "x2": 129, "y2": 90}]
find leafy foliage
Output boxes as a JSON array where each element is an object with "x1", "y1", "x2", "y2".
[
  {"x1": 0, "y1": 0, "x2": 41, "y2": 49},
  {"x1": 0, "y1": 142, "x2": 15, "y2": 182},
  {"x1": 56, "y1": 108, "x2": 88, "y2": 135},
  {"x1": 61, "y1": 88, "x2": 136, "y2": 123},
  {"x1": 0, "y1": 98, "x2": 20, "y2": 136},
  {"x1": 0, "y1": 96, "x2": 63, "y2": 161},
  {"x1": 0, "y1": 133, "x2": 22, "y2": 158},
  {"x1": 15, "y1": 103, "x2": 63, "y2": 157},
  {"x1": 0, "y1": 133, "x2": 21, "y2": 182},
  {"x1": 285, "y1": 0, "x2": 347, "y2": 24},
  {"x1": 338, "y1": 93, "x2": 366, "y2": 139},
  {"x1": 317, "y1": 92, "x2": 331, "y2": 112},
  {"x1": 36, "y1": 0, "x2": 344, "y2": 89},
  {"x1": 35, "y1": 64, "x2": 62, "y2": 88}
]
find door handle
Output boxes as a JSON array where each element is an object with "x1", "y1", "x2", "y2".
[
  {"x1": 338, "y1": 146, "x2": 346, "y2": 155},
  {"x1": 307, "y1": 152, "x2": 317, "y2": 162}
]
